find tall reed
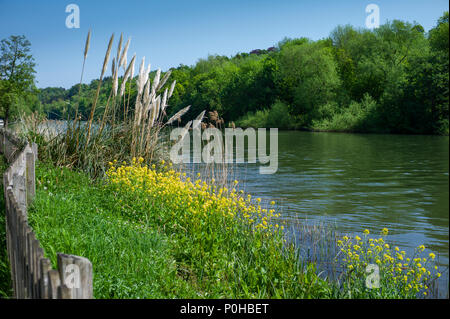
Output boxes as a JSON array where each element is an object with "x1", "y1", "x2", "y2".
[
  {"x1": 23, "y1": 31, "x2": 194, "y2": 177},
  {"x1": 85, "y1": 33, "x2": 114, "y2": 147}
]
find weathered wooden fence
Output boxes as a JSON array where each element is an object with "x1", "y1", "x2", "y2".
[{"x1": 1, "y1": 128, "x2": 93, "y2": 299}]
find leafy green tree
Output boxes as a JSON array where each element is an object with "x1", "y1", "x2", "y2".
[
  {"x1": 276, "y1": 40, "x2": 340, "y2": 125},
  {"x1": 429, "y1": 11, "x2": 449, "y2": 52},
  {"x1": 378, "y1": 15, "x2": 448, "y2": 134},
  {"x1": 0, "y1": 35, "x2": 37, "y2": 126},
  {"x1": 32, "y1": 11, "x2": 449, "y2": 134}
]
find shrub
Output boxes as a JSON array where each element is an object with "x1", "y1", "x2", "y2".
[
  {"x1": 312, "y1": 94, "x2": 382, "y2": 132},
  {"x1": 236, "y1": 101, "x2": 294, "y2": 129},
  {"x1": 236, "y1": 109, "x2": 269, "y2": 128},
  {"x1": 266, "y1": 101, "x2": 294, "y2": 129}
]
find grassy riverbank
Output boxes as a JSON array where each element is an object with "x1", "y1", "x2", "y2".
[
  {"x1": 29, "y1": 162, "x2": 196, "y2": 298},
  {"x1": 23, "y1": 158, "x2": 442, "y2": 299},
  {"x1": 28, "y1": 161, "x2": 334, "y2": 298}
]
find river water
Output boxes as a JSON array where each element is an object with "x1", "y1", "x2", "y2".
[
  {"x1": 223, "y1": 131, "x2": 448, "y2": 296},
  {"x1": 33, "y1": 122, "x2": 450, "y2": 296}
]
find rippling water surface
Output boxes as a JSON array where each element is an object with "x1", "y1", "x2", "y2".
[
  {"x1": 37, "y1": 123, "x2": 450, "y2": 296},
  {"x1": 226, "y1": 131, "x2": 448, "y2": 295}
]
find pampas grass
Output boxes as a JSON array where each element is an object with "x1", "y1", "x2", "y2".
[
  {"x1": 157, "y1": 69, "x2": 171, "y2": 92},
  {"x1": 84, "y1": 29, "x2": 91, "y2": 60},
  {"x1": 74, "y1": 29, "x2": 91, "y2": 122},
  {"x1": 116, "y1": 32, "x2": 123, "y2": 68},
  {"x1": 166, "y1": 105, "x2": 191, "y2": 125},
  {"x1": 168, "y1": 80, "x2": 176, "y2": 98},
  {"x1": 112, "y1": 58, "x2": 119, "y2": 97},
  {"x1": 102, "y1": 33, "x2": 115, "y2": 78},
  {"x1": 120, "y1": 54, "x2": 135, "y2": 97},
  {"x1": 86, "y1": 33, "x2": 114, "y2": 146},
  {"x1": 119, "y1": 38, "x2": 130, "y2": 69},
  {"x1": 24, "y1": 31, "x2": 193, "y2": 176}
]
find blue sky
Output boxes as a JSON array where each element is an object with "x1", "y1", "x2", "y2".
[{"x1": 0, "y1": 0, "x2": 448, "y2": 89}]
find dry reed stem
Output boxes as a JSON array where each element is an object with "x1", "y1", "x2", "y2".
[{"x1": 86, "y1": 33, "x2": 114, "y2": 146}]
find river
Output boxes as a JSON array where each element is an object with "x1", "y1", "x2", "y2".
[
  {"x1": 225, "y1": 131, "x2": 449, "y2": 296},
  {"x1": 33, "y1": 121, "x2": 450, "y2": 296}
]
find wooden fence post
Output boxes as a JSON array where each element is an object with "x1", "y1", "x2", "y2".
[
  {"x1": 48, "y1": 270, "x2": 61, "y2": 299},
  {"x1": 26, "y1": 151, "x2": 36, "y2": 206},
  {"x1": 31, "y1": 143, "x2": 38, "y2": 161},
  {"x1": 12, "y1": 173, "x2": 27, "y2": 212},
  {"x1": 33, "y1": 243, "x2": 43, "y2": 298},
  {"x1": 57, "y1": 253, "x2": 93, "y2": 299},
  {"x1": 39, "y1": 258, "x2": 52, "y2": 299}
]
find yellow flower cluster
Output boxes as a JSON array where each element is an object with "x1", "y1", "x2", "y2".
[
  {"x1": 106, "y1": 158, "x2": 283, "y2": 234},
  {"x1": 338, "y1": 228, "x2": 441, "y2": 297}
]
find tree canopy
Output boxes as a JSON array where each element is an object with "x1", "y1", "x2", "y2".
[
  {"x1": 6, "y1": 12, "x2": 449, "y2": 135},
  {"x1": 0, "y1": 35, "x2": 37, "y2": 125}
]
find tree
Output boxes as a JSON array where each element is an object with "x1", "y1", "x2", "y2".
[
  {"x1": 0, "y1": 35, "x2": 36, "y2": 126},
  {"x1": 275, "y1": 40, "x2": 340, "y2": 125},
  {"x1": 429, "y1": 11, "x2": 449, "y2": 52},
  {"x1": 427, "y1": 11, "x2": 449, "y2": 133}
]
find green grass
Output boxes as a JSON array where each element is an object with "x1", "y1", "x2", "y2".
[
  {"x1": 5, "y1": 159, "x2": 444, "y2": 299},
  {"x1": 28, "y1": 163, "x2": 199, "y2": 298},
  {"x1": 28, "y1": 162, "x2": 335, "y2": 298}
]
